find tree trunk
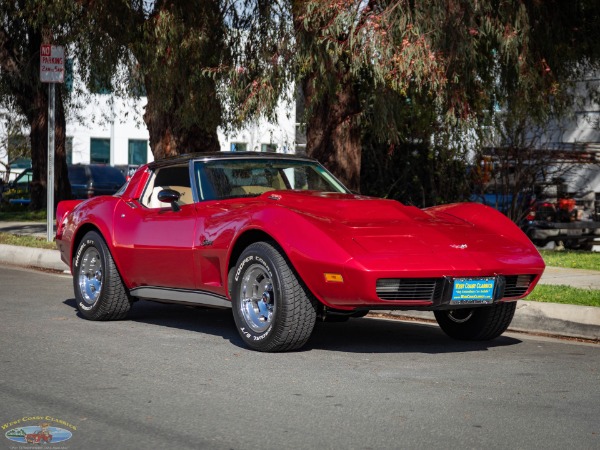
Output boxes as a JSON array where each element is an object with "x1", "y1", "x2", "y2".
[
  {"x1": 143, "y1": 86, "x2": 220, "y2": 159},
  {"x1": 29, "y1": 87, "x2": 48, "y2": 210},
  {"x1": 302, "y1": 78, "x2": 362, "y2": 192},
  {"x1": 29, "y1": 85, "x2": 72, "y2": 210},
  {"x1": 55, "y1": 88, "x2": 72, "y2": 203}
]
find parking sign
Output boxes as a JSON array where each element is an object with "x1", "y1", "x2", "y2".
[{"x1": 40, "y1": 45, "x2": 65, "y2": 83}]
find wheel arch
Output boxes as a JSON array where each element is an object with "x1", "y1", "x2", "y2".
[
  {"x1": 70, "y1": 223, "x2": 106, "y2": 266},
  {"x1": 227, "y1": 228, "x2": 279, "y2": 294}
]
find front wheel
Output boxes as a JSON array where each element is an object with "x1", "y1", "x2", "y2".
[
  {"x1": 231, "y1": 242, "x2": 317, "y2": 352},
  {"x1": 73, "y1": 231, "x2": 132, "y2": 320},
  {"x1": 434, "y1": 302, "x2": 516, "y2": 341}
]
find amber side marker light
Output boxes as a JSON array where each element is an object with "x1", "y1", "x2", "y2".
[{"x1": 324, "y1": 273, "x2": 344, "y2": 283}]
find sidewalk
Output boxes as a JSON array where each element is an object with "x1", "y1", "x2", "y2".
[
  {"x1": 539, "y1": 266, "x2": 600, "y2": 290},
  {"x1": 1, "y1": 221, "x2": 599, "y2": 341}
]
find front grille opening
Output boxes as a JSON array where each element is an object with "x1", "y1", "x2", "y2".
[
  {"x1": 503, "y1": 275, "x2": 535, "y2": 298},
  {"x1": 376, "y1": 278, "x2": 444, "y2": 301}
]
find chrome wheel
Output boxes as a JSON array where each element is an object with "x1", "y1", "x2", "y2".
[
  {"x1": 239, "y1": 263, "x2": 275, "y2": 333},
  {"x1": 232, "y1": 242, "x2": 317, "y2": 351},
  {"x1": 447, "y1": 309, "x2": 474, "y2": 324},
  {"x1": 78, "y1": 247, "x2": 103, "y2": 306}
]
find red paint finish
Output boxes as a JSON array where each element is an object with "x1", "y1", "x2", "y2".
[{"x1": 56, "y1": 157, "x2": 545, "y2": 311}]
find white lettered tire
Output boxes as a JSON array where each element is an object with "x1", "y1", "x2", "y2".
[
  {"x1": 231, "y1": 241, "x2": 317, "y2": 352},
  {"x1": 73, "y1": 230, "x2": 132, "y2": 320}
]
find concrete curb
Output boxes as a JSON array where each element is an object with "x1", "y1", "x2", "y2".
[
  {"x1": 511, "y1": 301, "x2": 600, "y2": 340},
  {"x1": 376, "y1": 302, "x2": 600, "y2": 341},
  {"x1": 0, "y1": 244, "x2": 67, "y2": 272}
]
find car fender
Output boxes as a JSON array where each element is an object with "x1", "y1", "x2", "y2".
[
  {"x1": 227, "y1": 205, "x2": 356, "y2": 305},
  {"x1": 61, "y1": 197, "x2": 121, "y2": 271}
]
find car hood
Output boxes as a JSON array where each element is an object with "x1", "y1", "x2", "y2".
[{"x1": 268, "y1": 191, "x2": 535, "y2": 260}]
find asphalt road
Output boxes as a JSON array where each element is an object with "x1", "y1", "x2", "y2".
[{"x1": 1, "y1": 265, "x2": 598, "y2": 450}]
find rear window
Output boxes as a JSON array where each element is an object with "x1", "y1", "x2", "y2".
[
  {"x1": 89, "y1": 165, "x2": 126, "y2": 184},
  {"x1": 68, "y1": 166, "x2": 87, "y2": 184}
]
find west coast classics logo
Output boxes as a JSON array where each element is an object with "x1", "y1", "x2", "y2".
[{"x1": 3, "y1": 416, "x2": 76, "y2": 446}]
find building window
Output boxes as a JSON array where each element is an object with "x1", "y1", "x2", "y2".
[
  {"x1": 128, "y1": 139, "x2": 148, "y2": 165},
  {"x1": 230, "y1": 142, "x2": 247, "y2": 152},
  {"x1": 261, "y1": 144, "x2": 277, "y2": 153},
  {"x1": 90, "y1": 138, "x2": 110, "y2": 164}
]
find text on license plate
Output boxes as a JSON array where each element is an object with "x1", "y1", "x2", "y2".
[{"x1": 451, "y1": 277, "x2": 496, "y2": 303}]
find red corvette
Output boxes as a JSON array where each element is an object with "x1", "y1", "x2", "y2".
[{"x1": 56, "y1": 152, "x2": 545, "y2": 351}]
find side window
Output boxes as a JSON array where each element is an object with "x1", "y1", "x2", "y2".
[
  {"x1": 68, "y1": 166, "x2": 87, "y2": 185},
  {"x1": 140, "y1": 165, "x2": 193, "y2": 208}
]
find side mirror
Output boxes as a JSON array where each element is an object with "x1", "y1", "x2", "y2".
[{"x1": 157, "y1": 189, "x2": 181, "y2": 212}]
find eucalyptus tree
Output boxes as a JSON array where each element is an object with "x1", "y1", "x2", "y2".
[
  {"x1": 289, "y1": 1, "x2": 539, "y2": 192},
  {"x1": 76, "y1": 0, "x2": 228, "y2": 158},
  {"x1": 0, "y1": 0, "x2": 75, "y2": 208},
  {"x1": 288, "y1": 1, "x2": 598, "y2": 195}
]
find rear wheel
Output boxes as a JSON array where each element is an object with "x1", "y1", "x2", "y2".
[
  {"x1": 73, "y1": 230, "x2": 132, "y2": 320},
  {"x1": 434, "y1": 302, "x2": 516, "y2": 340},
  {"x1": 231, "y1": 241, "x2": 317, "y2": 352}
]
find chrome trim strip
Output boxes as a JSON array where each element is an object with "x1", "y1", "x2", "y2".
[{"x1": 130, "y1": 286, "x2": 231, "y2": 309}]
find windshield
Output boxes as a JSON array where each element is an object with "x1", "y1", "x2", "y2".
[{"x1": 194, "y1": 158, "x2": 349, "y2": 201}]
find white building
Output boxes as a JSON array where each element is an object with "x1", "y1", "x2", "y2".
[
  {"x1": 66, "y1": 91, "x2": 297, "y2": 166},
  {"x1": 1, "y1": 85, "x2": 298, "y2": 182}
]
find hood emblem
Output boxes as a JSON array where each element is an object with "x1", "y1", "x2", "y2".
[{"x1": 450, "y1": 244, "x2": 468, "y2": 250}]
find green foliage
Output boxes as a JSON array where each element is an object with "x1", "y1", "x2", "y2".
[
  {"x1": 540, "y1": 250, "x2": 600, "y2": 272},
  {"x1": 0, "y1": 0, "x2": 77, "y2": 210},
  {"x1": 361, "y1": 139, "x2": 471, "y2": 207},
  {"x1": 3, "y1": 0, "x2": 600, "y2": 192},
  {"x1": 212, "y1": 1, "x2": 295, "y2": 130},
  {"x1": 0, "y1": 187, "x2": 29, "y2": 202},
  {"x1": 527, "y1": 285, "x2": 600, "y2": 308},
  {"x1": 293, "y1": 1, "x2": 539, "y2": 130}
]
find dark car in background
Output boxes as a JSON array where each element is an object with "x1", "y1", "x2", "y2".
[
  {"x1": 68, "y1": 164, "x2": 126, "y2": 199},
  {"x1": 1, "y1": 164, "x2": 126, "y2": 204}
]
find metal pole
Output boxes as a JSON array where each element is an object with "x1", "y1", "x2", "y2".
[{"x1": 47, "y1": 83, "x2": 55, "y2": 242}]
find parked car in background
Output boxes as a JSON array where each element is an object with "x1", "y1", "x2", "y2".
[
  {"x1": 68, "y1": 164, "x2": 126, "y2": 199},
  {"x1": 56, "y1": 152, "x2": 545, "y2": 352},
  {"x1": 1, "y1": 164, "x2": 126, "y2": 204}
]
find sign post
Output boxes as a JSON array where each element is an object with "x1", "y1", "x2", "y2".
[{"x1": 40, "y1": 45, "x2": 64, "y2": 242}]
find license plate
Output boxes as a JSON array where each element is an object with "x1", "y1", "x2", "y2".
[{"x1": 451, "y1": 277, "x2": 496, "y2": 304}]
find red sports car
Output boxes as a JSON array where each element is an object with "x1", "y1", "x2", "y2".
[{"x1": 56, "y1": 152, "x2": 545, "y2": 352}]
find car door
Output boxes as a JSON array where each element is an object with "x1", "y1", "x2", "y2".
[{"x1": 112, "y1": 165, "x2": 197, "y2": 290}]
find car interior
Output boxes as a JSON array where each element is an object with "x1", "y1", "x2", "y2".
[{"x1": 141, "y1": 165, "x2": 193, "y2": 208}]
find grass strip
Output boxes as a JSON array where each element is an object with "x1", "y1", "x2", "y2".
[
  {"x1": 0, "y1": 232, "x2": 56, "y2": 249},
  {"x1": 539, "y1": 249, "x2": 600, "y2": 272},
  {"x1": 527, "y1": 284, "x2": 600, "y2": 307},
  {"x1": 0, "y1": 209, "x2": 47, "y2": 221}
]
